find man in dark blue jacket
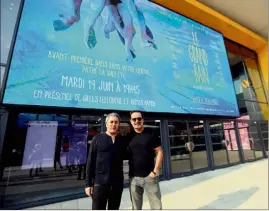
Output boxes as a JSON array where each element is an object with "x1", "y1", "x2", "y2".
[{"x1": 85, "y1": 112, "x2": 126, "y2": 210}]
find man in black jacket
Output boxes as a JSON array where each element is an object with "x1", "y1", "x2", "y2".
[{"x1": 85, "y1": 112, "x2": 126, "y2": 210}]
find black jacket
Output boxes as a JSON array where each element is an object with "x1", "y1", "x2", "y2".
[{"x1": 85, "y1": 133, "x2": 127, "y2": 187}]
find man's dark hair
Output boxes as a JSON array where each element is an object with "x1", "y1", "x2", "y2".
[{"x1": 130, "y1": 110, "x2": 143, "y2": 118}]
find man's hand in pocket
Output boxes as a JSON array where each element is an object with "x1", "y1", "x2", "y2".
[{"x1": 148, "y1": 172, "x2": 156, "y2": 179}]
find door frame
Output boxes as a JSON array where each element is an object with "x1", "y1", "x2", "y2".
[
  {"x1": 207, "y1": 120, "x2": 243, "y2": 170},
  {"x1": 236, "y1": 120, "x2": 267, "y2": 162},
  {"x1": 164, "y1": 119, "x2": 211, "y2": 179}
]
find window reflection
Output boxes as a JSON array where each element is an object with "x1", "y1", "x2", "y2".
[
  {"x1": 118, "y1": 121, "x2": 131, "y2": 184},
  {"x1": 188, "y1": 122, "x2": 208, "y2": 170},
  {"x1": 2, "y1": 113, "x2": 101, "y2": 209},
  {"x1": 259, "y1": 121, "x2": 268, "y2": 151},
  {"x1": 210, "y1": 121, "x2": 241, "y2": 165},
  {"x1": 169, "y1": 122, "x2": 191, "y2": 174},
  {"x1": 237, "y1": 100, "x2": 267, "y2": 121},
  {"x1": 22, "y1": 121, "x2": 58, "y2": 173},
  {"x1": 237, "y1": 120, "x2": 265, "y2": 161},
  {"x1": 210, "y1": 122, "x2": 228, "y2": 167},
  {"x1": 226, "y1": 39, "x2": 268, "y2": 121},
  {"x1": 244, "y1": 58, "x2": 267, "y2": 103},
  {"x1": 168, "y1": 121, "x2": 208, "y2": 174}
]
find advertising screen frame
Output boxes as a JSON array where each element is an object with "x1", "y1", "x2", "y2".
[{"x1": 0, "y1": 0, "x2": 240, "y2": 118}]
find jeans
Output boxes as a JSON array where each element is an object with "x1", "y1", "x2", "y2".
[{"x1": 129, "y1": 176, "x2": 162, "y2": 210}]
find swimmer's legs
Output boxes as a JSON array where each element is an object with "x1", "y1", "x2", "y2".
[
  {"x1": 117, "y1": 3, "x2": 135, "y2": 62},
  {"x1": 123, "y1": 0, "x2": 153, "y2": 47},
  {"x1": 84, "y1": 0, "x2": 107, "y2": 49}
]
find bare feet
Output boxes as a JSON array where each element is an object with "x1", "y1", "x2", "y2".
[
  {"x1": 84, "y1": 28, "x2": 97, "y2": 49},
  {"x1": 65, "y1": 15, "x2": 80, "y2": 26}
]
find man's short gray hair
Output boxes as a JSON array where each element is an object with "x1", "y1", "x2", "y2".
[{"x1": 105, "y1": 112, "x2": 121, "y2": 123}]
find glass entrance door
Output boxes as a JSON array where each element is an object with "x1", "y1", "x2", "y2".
[
  {"x1": 209, "y1": 121, "x2": 240, "y2": 167},
  {"x1": 168, "y1": 121, "x2": 209, "y2": 177},
  {"x1": 237, "y1": 120, "x2": 266, "y2": 161},
  {"x1": 188, "y1": 121, "x2": 208, "y2": 171},
  {"x1": 169, "y1": 121, "x2": 191, "y2": 175},
  {"x1": 259, "y1": 121, "x2": 268, "y2": 156}
]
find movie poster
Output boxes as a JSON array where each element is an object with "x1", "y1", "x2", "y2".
[{"x1": 3, "y1": 0, "x2": 239, "y2": 117}]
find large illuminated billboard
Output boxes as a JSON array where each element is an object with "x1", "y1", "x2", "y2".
[{"x1": 2, "y1": 0, "x2": 239, "y2": 116}]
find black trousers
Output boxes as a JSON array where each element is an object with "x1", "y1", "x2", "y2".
[{"x1": 92, "y1": 182, "x2": 123, "y2": 210}]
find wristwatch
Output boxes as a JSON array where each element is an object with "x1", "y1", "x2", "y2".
[{"x1": 152, "y1": 171, "x2": 157, "y2": 175}]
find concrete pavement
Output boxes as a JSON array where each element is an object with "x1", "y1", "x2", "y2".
[{"x1": 29, "y1": 159, "x2": 268, "y2": 210}]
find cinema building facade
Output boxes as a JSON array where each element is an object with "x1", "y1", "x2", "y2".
[{"x1": 0, "y1": 0, "x2": 268, "y2": 209}]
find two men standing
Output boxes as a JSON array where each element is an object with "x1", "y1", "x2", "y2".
[{"x1": 85, "y1": 111, "x2": 163, "y2": 210}]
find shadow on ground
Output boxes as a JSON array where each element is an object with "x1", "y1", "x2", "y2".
[{"x1": 199, "y1": 187, "x2": 259, "y2": 209}]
